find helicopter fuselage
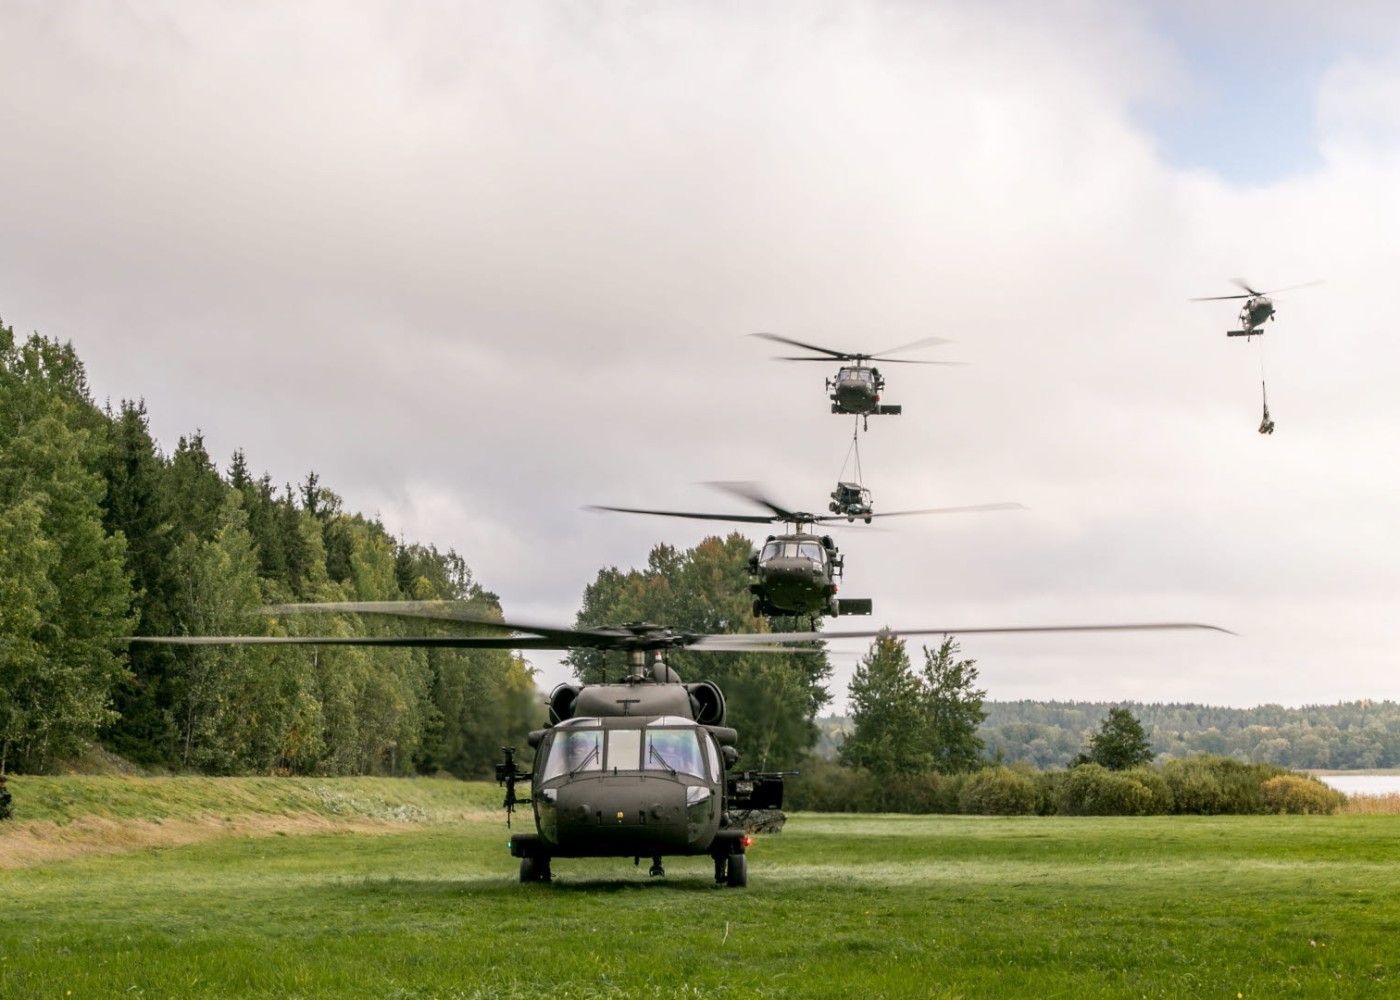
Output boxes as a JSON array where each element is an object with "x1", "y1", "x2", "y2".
[
  {"x1": 827, "y1": 365, "x2": 900, "y2": 416},
  {"x1": 747, "y1": 531, "x2": 871, "y2": 618},
  {"x1": 1228, "y1": 296, "x2": 1275, "y2": 337},
  {"x1": 515, "y1": 715, "x2": 733, "y2": 861}
]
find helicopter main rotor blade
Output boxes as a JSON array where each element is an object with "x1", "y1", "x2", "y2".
[
  {"x1": 1231, "y1": 278, "x2": 1264, "y2": 297},
  {"x1": 128, "y1": 634, "x2": 567, "y2": 650},
  {"x1": 864, "y1": 358, "x2": 967, "y2": 366},
  {"x1": 703, "y1": 481, "x2": 805, "y2": 522},
  {"x1": 1190, "y1": 293, "x2": 1252, "y2": 301},
  {"x1": 867, "y1": 336, "x2": 953, "y2": 358},
  {"x1": 757, "y1": 622, "x2": 1234, "y2": 643},
  {"x1": 1260, "y1": 279, "x2": 1324, "y2": 295},
  {"x1": 586, "y1": 504, "x2": 776, "y2": 525},
  {"x1": 261, "y1": 600, "x2": 591, "y2": 645},
  {"x1": 812, "y1": 502, "x2": 1026, "y2": 523},
  {"x1": 750, "y1": 332, "x2": 855, "y2": 360}
]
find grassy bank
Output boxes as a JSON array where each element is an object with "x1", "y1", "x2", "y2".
[
  {"x1": 3, "y1": 778, "x2": 1400, "y2": 997},
  {"x1": 0, "y1": 775, "x2": 502, "y2": 869}
]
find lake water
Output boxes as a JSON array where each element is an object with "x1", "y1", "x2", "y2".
[{"x1": 1315, "y1": 774, "x2": 1400, "y2": 796}]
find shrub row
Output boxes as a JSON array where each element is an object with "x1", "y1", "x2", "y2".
[{"x1": 785, "y1": 755, "x2": 1346, "y2": 816}]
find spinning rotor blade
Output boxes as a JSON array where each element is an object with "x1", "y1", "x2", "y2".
[
  {"x1": 867, "y1": 336, "x2": 954, "y2": 359},
  {"x1": 130, "y1": 634, "x2": 565, "y2": 650},
  {"x1": 586, "y1": 504, "x2": 776, "y2": 525},
  {"x1": 1257, "y1": 279, "x2": 1324, "y2": 295},
  {"x1": 750, "y1": 332, "x2": 855, "y2": 360},
  {"x1": 759, "y1": 621, "x2": 1235, "y2": 643},
  {"x1": 1190, "y1": 293, "x2": 1252, "y2": 301},
  {"x1": 704, "y1": 481, "x2": 807, "y2": 522},
  {"x1": 816, "y1": 501, "x2": 1026, "y2": 522},
  {"x1": 1231, "y1": 278, "x2": 1264, "y2": 297}
]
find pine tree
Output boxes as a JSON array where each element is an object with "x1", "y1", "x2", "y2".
[
  {"x1": 920, "y1": 637, "x2": 987, "y2": 774},
  {"x1": 1077, "y1": 706, "x2": 1154, "y2": 770},
  {"x1": 840, "y1": 632, "x2": 930, "y2": 786}
]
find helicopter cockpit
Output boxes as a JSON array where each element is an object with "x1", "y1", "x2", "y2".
[
  {"x1": 758, "y1": 539, "x2": 828, "y2": 564},
  {"x1": 538, "y1": 716, "x2": 717, "y2": 783}
]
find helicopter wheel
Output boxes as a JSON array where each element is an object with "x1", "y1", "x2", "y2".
[
  {"x1": 725, "y1": 853, "x2": 748, "y2": 888},
  {"x1": 520, "y1": 855, "x2": 551, "y2": 883},
  {"x1": 648, "y1": 856, "x2": 665, "y2": 878},
  {"x1": 864, "y1": 516, "x2": 872, "y2": 524}
]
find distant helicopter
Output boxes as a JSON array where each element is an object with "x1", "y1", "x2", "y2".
[
  {"x1": 1190, "y1": 279, "x2": 1323, "y2": 339},
  {"x1": 750, "y1": 333, "x2": 962, "y2": 429},
  {"x1": 589, "y1": 483, "x2": 1022, "y2": 620},
  {"x1": 133, "y1": 602, "x2": 1230, "y2": 886}
]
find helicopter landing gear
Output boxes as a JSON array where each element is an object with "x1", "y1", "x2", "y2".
[
  {"x1": 519, "y1": 855, "x2": 552, "y2": 883},
  {"x1": 751, "y1": 599, "x2": 764, "y2": 618},
  {"x1": 713, "y1": 854, "x2": 727, "y2": 884},
  {"x1": 648, "y1": 856, "x2": 665, "y2": 878},
  {"x1": 725, "y1": 853, "x2": 748, "y2": 888}
]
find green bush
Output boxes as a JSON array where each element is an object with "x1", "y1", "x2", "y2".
[
  {"x1": 785, "y1": 759, "x2": 878, "y2": 812},
  {"x1": 1055, "y1": 763, "x2": 1157, "y2": 816},
  {"x1": 958, "y1": 766, "x2": 1038, "y2": 815},
  {"x1": 1261, "y1": 775, "x2": 1346, "y2": 815},
  {"x1": 886, "y1": 771, "x2": 959, "y2": 813},
  {"x1": 1120, "y1": 766, "x2": 1174, "y2": 815},
  {"x1": 1161, "y1": 755, "x2": 1289, "y2": 815},
  {"x1": 1032, "y1": 769, "x2": 1068, "y2": 816}
]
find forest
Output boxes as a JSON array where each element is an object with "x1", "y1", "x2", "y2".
[{"x1": 1, "y1": 323, "x2": 540, "y2": 776}]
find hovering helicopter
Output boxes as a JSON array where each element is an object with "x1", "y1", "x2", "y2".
[
  {"x1": 589, "y1": 482, "x2": 1022, "y2": 621},
  {"x1": 750, "y1": 333, "x2": 962, "y2": 429},
  {"x1": 132, "y1": 602, "x2": 1231, "y2": 886},
  {"x1": 1190, "y1": 279, "x2": 1323, "y2": 339}
]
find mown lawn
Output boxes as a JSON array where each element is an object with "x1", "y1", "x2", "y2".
[{"x1": 2, "y1": 779, "x2": 1399, "y2": 998}]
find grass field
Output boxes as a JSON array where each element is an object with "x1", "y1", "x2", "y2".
[{"x1": 3, "y1": 778, "x2": 1400, "y2": 998}]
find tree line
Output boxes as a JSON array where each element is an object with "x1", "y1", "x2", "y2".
[
  {"x1": 814, "y1": 698, "x2": 1400, "y2": 771},
  {"x1": 1, "y1": 323, "x2": 540, "y2": 775}
]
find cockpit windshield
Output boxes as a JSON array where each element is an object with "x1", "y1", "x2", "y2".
[
  {"x1": 759, "y1": 540, "x2": 781, "y2": 562},
  {"x1": 840, "y1": 368, "x2": 873, "y2": 383},
  {"x1": 798, "y1": 541, "x2": 825, "y2": 561},
  {"x1": 644, "y1": 728, "x2": 706, "y2": 779},
  {"x1": 541, "y1": 728, "x2": 602, "y2": 781}
]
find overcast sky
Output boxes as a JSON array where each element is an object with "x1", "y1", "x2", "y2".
[{"x1": 4, "y1": 1, "x2": 1399, "y2": 712}]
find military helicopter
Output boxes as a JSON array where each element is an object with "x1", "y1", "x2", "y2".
[
  {"x1": 750, "y1": 333, "x2": 962, "y2": 428},
  {"x1": 1190, "y1": 279, "x2": 1323, "y2": 339},
  {"x1": 589, "y1": 482, "x2": 1022, "y2": 621},
  {"x1": 133, "y1": 602, "x2": 1230, "y2": 886}
]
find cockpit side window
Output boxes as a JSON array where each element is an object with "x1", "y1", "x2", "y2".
[
  {"x1": 645, "y1": 729, "x2": 706, "y2": 779},
  {"x1": 798, "y1": 541, "x2": 824, "y2": 561},
  {"x1": 542, "y1": 729, "x2": 603, "y2": 780},
  {"x1": 760, "y1": 541, "x2": 781, "y2": 561},
  {"x1": 702, "y1": 731, "x2": 721, "y2": 779}
]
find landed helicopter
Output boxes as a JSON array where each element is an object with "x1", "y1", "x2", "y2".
[
  {"x1": 133, "y1": 602, "x2": 1231, "y2": 886},
  {"x1": 1190, "y1": 279, "x2": 1322, "y2": 339},
  {"x1": 589, "y1": 482, "x2": 1022, "y2": 621},
  {"x1": 750, "y1": 333, "x2": 961, "y2": 429}
]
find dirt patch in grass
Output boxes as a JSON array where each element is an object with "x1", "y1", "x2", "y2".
[{"x1": 0, "y1": 813, "x2": 417, "y2": 869}]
